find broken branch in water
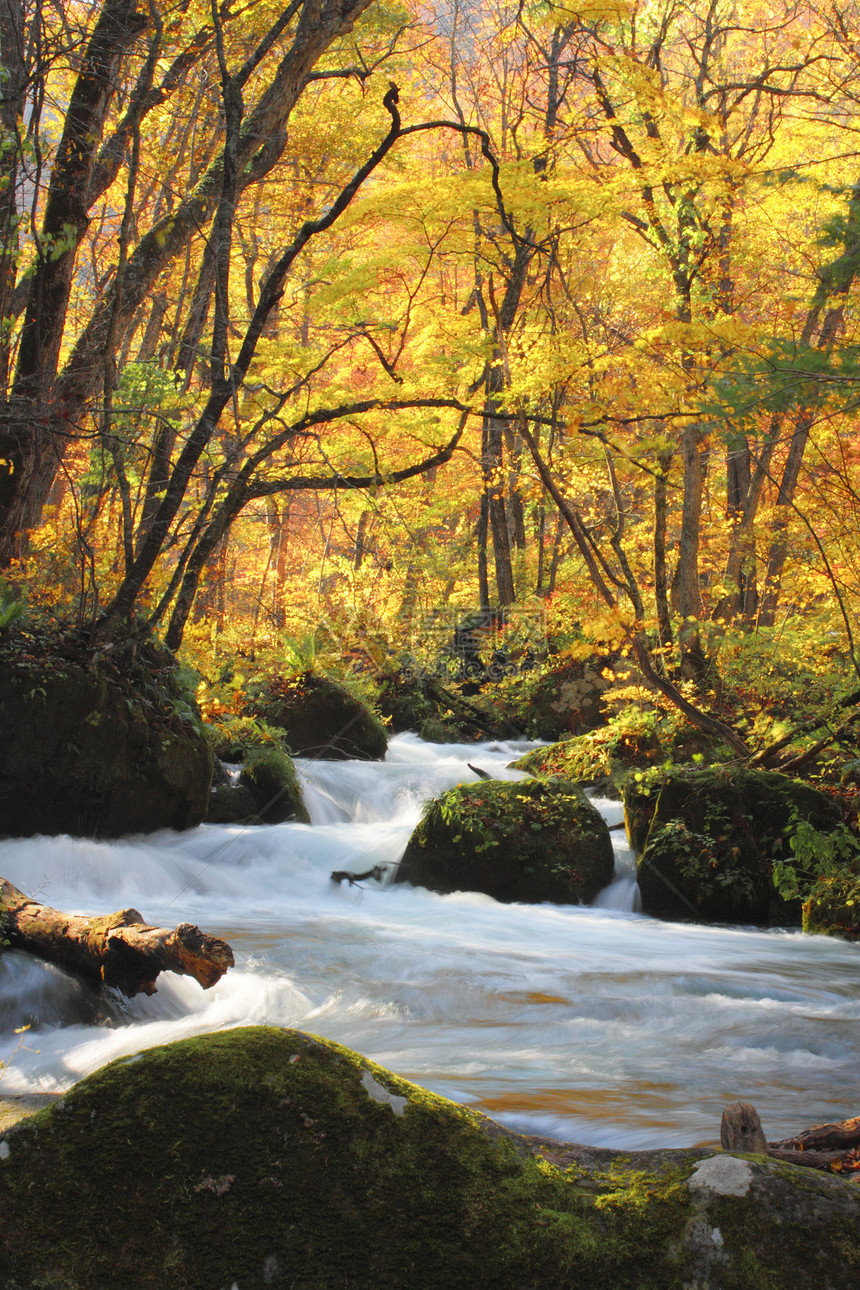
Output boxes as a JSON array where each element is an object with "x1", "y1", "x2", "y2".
[{"x1": 330, "y1": 865, "x2": 387, "y2": 887}]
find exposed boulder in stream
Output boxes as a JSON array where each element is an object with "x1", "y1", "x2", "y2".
[
  {"x1": 0, "y1": 1027, "x2": 857, "y2": 1289},
  {"x1": 375, "y1": 667, "x2": 439, "y2": 732},
  {"x1": 396, "y1": 776, "x2": 613, "y2": 903},
  {"x1": 206, "y1": 747, "x2": 310, "y2": 825},
  {"x1": 624, "y1": 766, "x2": 841, "y2": 924},
  {"x1": 244, "y1": 669, "x2": 388, "y2": 760},
  {"x1": 0, "y1": 629, "x2": 213, "y2": 838}
]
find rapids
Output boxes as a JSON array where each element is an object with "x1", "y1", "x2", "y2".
[{"x1": 0, "y1": 732, "x2": 857, "y2": 1150}]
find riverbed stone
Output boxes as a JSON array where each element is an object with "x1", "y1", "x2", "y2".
[
  {"x1": 623, "y1": 766, "x2": 841, "y2": 924},
  {"x1": 0, "y1": 1026, "x2": 857, "y2": 1289},
  {"x1": 244, "y1": 669, "x2": 388, "y2": 760},
  {"x1": 396, "y1": 776, "x2": 614, "y2": 903},
  {"x1": 0, "y1": 629, "x2": 212, "y2": 838}
]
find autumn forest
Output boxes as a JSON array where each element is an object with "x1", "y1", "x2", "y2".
[
  {"x1": 4, "y1": 4, "x2": 860, "y2": 1278},
  {"x1": 0, "y1": 0, "x2": 854, "y2": 693}
]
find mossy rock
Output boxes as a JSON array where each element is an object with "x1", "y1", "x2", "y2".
[
  {"x1": 206, "y1": 781, "x2": 262, "y2": 825},
  {"x1": 513, "y1": 725, "x2": 662, "y2": 788},
  {"x1": 396, "y1": 777, "x2": 614, "y2": 903},
  {"x1": 206, "y1": 745, "x2": 309, "y2": 825},
  {"x1": 418, "y1": 715, "x2": 475, "y2": 743},
  {"x1": 1, "y1": 1027, "x2": 858, "y2": 1289},
  {"x1": 0, "y1": 631, "x2": 212, "y2": 838},
  {"x1": 245, "y1": 670, "x2": 387, "y2": 761},
  {"x1": 522, "y1": 657, "x2": 613, "y2": 739},
  {"x1": 802, "y1": 872, "x2": 860, "y2": 940},
  {"x1": 624, "y1": 767, "x2": 841, "y2": 925},
  {"x1": 375, "y1": 668, "x2": 439, "y2": 733},
  {"x1": 239, "y1": 747, "x2": 309, "y2": 823}
]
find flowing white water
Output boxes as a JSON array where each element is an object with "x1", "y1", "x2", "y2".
[
  {"x1": 591, "y1": 798, "x2": 642, "y2": 913},
  {"x1": 0, "y1": 732, "x2": 857, "y2": 1150}
]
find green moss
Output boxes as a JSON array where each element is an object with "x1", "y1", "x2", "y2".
[
  {"x1": 0, "y1": 628, "x2": 212, "y2": 837},
  {"x1": 238, "y1": 746, "x2": 310, "y2": 823},
  {"x1": 2, "y1": 1028, "x2": 856, "y2": 1289},
  {"x1": 245, "y1": 669, "x2": 388, "y2": 761},
  {"x1": 513, "y1": 721, "x2": 662, "y2": 787},
  {"x1": 396, "y1": 777, "x2": 614, "y2": 903},
  {"x1": 802, "y1": 872, "x2": 860, "y2": 939},
  {"x1": 625, "y1": 766, "x2": 840, "y2": 924},
  {"x1": 418, "y1": 715, "x2": 473, "y2": 743}
]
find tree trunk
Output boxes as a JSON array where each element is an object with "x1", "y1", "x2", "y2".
[
  {"x1": 0, "y1": 0, "x2": 376, "y2": 568},
  {"x1": 0, "y1": 0, "x2": 148, "y2": 564},
  {"x1": 0, "y1": 878, "x2": 234, "y2": 998},
  {"x1": 0, "y1": 0, "x2": 25, "y2": 392},
  {"x1": 653, "y1": 447, "x2": 673, "y2": 653},
  {"x1": 757, "y1": 176, "x2": 860, "y2": 625},
  {"x1": 671, "y1": 422, "x2": 707, "y2": 677}
]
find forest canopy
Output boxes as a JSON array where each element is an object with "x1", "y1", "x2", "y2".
[{"x1": 0, "y1": 0, "x2": 859, "y2": 729}]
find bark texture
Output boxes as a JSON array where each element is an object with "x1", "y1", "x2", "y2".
[{"x1": 0, "y1": 879, "x2": 234, "y2": 997}]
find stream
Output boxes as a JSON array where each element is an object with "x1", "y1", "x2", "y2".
[{"x1": 0, "y1": 732, "x2": 857, "y2": 1149}]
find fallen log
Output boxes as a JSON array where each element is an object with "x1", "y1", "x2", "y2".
[
  {"x1": 769, "y1": 1114, "x2": 860, "y2": 1155},
  {"x1": 0, "y1": 878, "x2": 234, "y2": 998}
]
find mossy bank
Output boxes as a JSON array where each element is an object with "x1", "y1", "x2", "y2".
[{"x1": 0, "y1": 1027, "x2": 857, "y2": 1289}]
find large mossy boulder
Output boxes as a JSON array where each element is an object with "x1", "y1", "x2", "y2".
[
  {"x1": 245, "y1": 670, "x2": 387, "y2": 760},
  {"x1": 206, "y1": 748, "x2": 309, "y2": 825},
  {"x1": 0, "y1": 630, "x2": 212, "y2": 838},
  {"x1": 624, "y1": 767, "x2": 841, "y2": 925},
  {"x1": 396, "y1": 776, "x2": 614, "y2": 903},
  {"x1": 1, "y1": 1027, "x2": 858, "y2": 1289}
]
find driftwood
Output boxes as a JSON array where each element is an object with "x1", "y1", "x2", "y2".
[
  {"x1": 330, "y1": 865, "x2": 387, "y2": 887},
  {"x1": 466, "y1": 764, "x2": 493, "y2": 780},
  {"x1": 0, "y1": 878, "x2": 234, "y2": 998},
  {"x1": 720, "y1": 1102, "x2": 768, "y2": 1154},
  {"x1": 722, "y1": 1101, "x2": 860, "y2": 1174},
  {"x1": 768, "y1": 1115, "x2": 860, "y2": 1174}
]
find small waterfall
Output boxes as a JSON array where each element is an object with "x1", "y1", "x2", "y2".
[{"x1": 591, "y1": 796, "x2": 642, "y2": 912}]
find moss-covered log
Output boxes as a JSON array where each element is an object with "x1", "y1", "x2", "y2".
[
  {"x1": 0, "y1": 878, "x2": 234, "y2": 997},
  {"x1": 0, "y1": 1027, "x2": 858, "y2": 1289}
]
